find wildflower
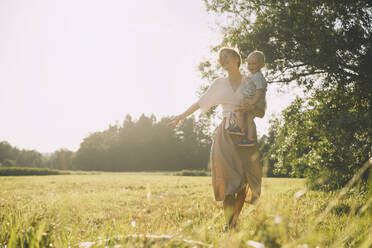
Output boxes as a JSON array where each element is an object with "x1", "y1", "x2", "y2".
[
  {"x1": 294, "y1": 189, "x2": 306, "y2": 198},
  {"x1": 274, "y1": 215, "x2": 283, "y2": 224},
  {"x1": 247, "y1": 240, "x2": 265, "y2": 248}
]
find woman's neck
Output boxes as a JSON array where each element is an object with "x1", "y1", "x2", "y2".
[{"x1": 227, "y1": 67, "x2": 242, "y2": 83}]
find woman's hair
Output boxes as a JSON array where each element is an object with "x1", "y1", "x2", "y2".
[
  {"x1": 248, "y1": 50, "x2": 265, "y2": 64},
  {"x1": 218, "y1": 47, "x2": 241, "y2": 68}
]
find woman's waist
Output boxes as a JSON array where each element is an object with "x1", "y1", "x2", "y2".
[
  {"x1": 222, "y1": 111, "x2": 237, "y2": 117},
  {"x1": 221, "y1": 103, "x2": 240, "y2": 113}
]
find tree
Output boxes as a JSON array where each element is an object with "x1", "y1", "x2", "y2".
[
  {"x1": 16, "y1": 150, "x2": 43, "y2": 167},
  {"x1": 0, "y1": 141, "x2": 43, "y2": 168},
  {"x1": 201, "y1": 0, "x2": 372, "y2": 189},
  {"x1": 74, "y1": 131, "x2": 111, "y2": 171},
  {"x1": 268, "y1": 93, "x2": 371, "y2": 190},
  {"x1": 258, "y1": 119, "x2": 286, "y2": 177},
  {"x1": 0, "y1": 141, "x2": 19, "y2": 164},
  {"x1": 46, "y1": 149, "x2": 75, "y2": 170},
  {"x1": 175, "y1": 115, "x2": 212, "y2": 170},
  {"x1": 3, "y1": 159, "x2": 15, "y2": 167}
]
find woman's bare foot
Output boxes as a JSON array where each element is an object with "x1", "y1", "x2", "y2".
[{"x1": 230, "y1": 216, "x2": 238, "y2": 228}]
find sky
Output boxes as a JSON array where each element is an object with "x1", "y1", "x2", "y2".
[{"x1": 0, "y1": 0, "x2": 299, "y2": 153}]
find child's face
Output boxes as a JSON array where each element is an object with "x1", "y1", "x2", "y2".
[{"x1": 247, "y1": 56, "x2": 263, "y2": 74}]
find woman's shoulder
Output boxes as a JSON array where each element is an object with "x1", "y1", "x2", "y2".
[
  {"x1": 214, "y1": 77, "x2": 228, "y2": 83},
  {"x1": 210, "y1": 77, "x2": 228, "y2": 87}
]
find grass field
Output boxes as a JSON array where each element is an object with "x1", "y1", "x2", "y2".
[{"x1": 0, "y1": 174, "x2": 371, "y2": 248}]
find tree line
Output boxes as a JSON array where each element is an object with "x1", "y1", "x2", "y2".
[
  {"x1": 0, "y1": 114, "x2": 213, "y2": 172},
  {"x1": 74, "y1": 114, "x2": 212, "y2": 171},
  {"x1": 0, "y1": 142, "x2": 43, "y2": 168}
]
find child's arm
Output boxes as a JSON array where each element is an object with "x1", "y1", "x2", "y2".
[
  {"x1": 246, "y1": 89, "x2": 264, "y2": 105},
  {"x1": 168, "y1": 103, "x2": 200, "y2": 127},
  {"x1": 236, "y1": 101, "x2": 265, "y2": 118}
]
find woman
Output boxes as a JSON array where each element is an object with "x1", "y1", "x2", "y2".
[{"x1": 169, "y1": 48, "x2": 264, "y2": 228}]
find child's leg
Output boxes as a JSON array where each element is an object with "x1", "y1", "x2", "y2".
[
  {"x1": 246, "y1": 112, "x2": 256, "y2": 141},
  {"x1": 238, "y1": 105, "x2": 263, "y2": 147},
  {"x1": 239, "y1": 112, "x2": 248, "y2": 135},
  {"x1": 236, "y1": 111, "x2": 245, "y2": 129}
]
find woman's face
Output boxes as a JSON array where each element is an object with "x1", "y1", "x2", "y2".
[{"x1": 219, "y1": 51, "x2": 239, "y2": 71}]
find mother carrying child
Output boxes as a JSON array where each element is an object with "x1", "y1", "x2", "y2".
[{"x1": 169, "y1": 48, "x2": 266, "y2": 229}]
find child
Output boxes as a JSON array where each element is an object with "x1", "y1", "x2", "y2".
[{"x1": 227, "y1": 51, "x2": 267, "y2": 147}]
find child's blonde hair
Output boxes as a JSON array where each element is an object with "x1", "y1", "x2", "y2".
[
  {"x1": 248, "y1": 50, "x2": 265, "y2": 64},
  {"x1": 218, "y1": 47, "x2": 241, "y2": 68}
]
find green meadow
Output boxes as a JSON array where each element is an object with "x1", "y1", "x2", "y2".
[{"x1": 0, "y1": 174, "x2": 371, "y2": 248}]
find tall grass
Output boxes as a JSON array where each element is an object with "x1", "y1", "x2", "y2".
[{"x1": 0, "y1": 173, "x2": 371, "y2": 247}]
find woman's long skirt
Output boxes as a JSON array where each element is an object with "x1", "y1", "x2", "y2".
[{"x1": 210, "y1": 118, "x2": 262, "y2": 203}]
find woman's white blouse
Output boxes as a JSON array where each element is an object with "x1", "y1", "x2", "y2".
[{"x1": 197, "y1": 77, "x2": 245, "y2": 115}]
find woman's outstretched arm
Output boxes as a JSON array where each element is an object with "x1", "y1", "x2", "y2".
[{"x1": 168, "y1": 103, "x2": 200, "y2": 127}]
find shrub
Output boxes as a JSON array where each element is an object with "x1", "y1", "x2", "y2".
[
  {"x1": 0, "y1": 167, "x2": 68, "y2": 176},
  {"x1": 174, "y1": 169, "x2": 210, "y2": 176}
]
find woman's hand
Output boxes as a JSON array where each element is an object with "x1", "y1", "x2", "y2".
[
  {"x1": 168, "y1": 115, "x2": 183, "y2": 127},
  {"x1": 237, "y1": 102, "x2": 265, "y2": 118},
  {"x1": 168, "y1": 103, "x2": 200, "y2": 127},
  {"x1": 245, "y1": 99, "x2": 255, "y2": 105}
]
